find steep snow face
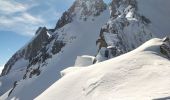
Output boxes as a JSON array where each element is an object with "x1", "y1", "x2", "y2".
[
  {"x1": 6, "y1": 6, "x2": 110, "y2": 100},
  {"x1": 137, "y1": 0, "x2": 170, "y2": 37},
  {"x1": 36, "y1": 38, "x2": 170, "y2": 100}
]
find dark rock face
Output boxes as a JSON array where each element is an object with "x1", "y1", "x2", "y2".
[
  {"x1": 55, "y1": 11, "x2": 73, "y2": 29},
  {"x1": 96, "y1": 28, "x2": 108, "y2": 50},
  {"x1": 52, "y1": 40, "x2": 66, "y2": 54},
  {"x1": 29, "y1": 67, "x2": 41, "y2": 78},
  {"x1": 25, "y1": 27, "x2": 49, "y2": 59},
  {"x1": 110, "y1": 0, "x2": 137, "y2": 18},
  {"x1": 160, "y1": 37, "x2": 170, "y2": 59}
]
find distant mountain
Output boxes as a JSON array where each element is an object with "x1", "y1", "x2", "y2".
[{"x1": 1, "y1": 0, "x2": 170, "y2": 100}]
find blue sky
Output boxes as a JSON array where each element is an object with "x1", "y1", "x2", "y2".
[{"x1": 0, "y1": 0, "x2": 111, "y2": 67}]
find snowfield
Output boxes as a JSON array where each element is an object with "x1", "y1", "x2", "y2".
[{"x1": 36, "y1": 38, "x2": 170, "y2": 100}]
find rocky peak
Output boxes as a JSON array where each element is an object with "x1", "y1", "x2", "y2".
[
  {"x1": 160, "y1": 36, "x2": 170, "y2": 59},
  {"x1": 96, "y1": 0, "x2": 153, "y2": 62},
  {"x1": 70, "y1": 0, "x2": 107, "y2": 17},
  {"x1": 1, "y1": 27, "x2": 52, "y2": 76},
  {"x1": 55, "y1": 0, "x2": 107, "y2": 29},
  {"x1": 24, "y1": 27, "x2": 51, "y2": 59},
  {"x1": 110, "y1": 0, "x2": 137, "y2": 17}
]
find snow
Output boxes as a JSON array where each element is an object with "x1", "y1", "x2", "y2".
[
  {"x1": 0, "y1": 66, "x2": 26, "y2": 96},
  {"x1": 60, "y1": 67, "x2": 84, "y2": 77},
  {"x1": 0, "y1": 89, "x2": 11, "y2": 100},
  {"x1": 74, "y1": 55, "x2": 96, "y2": 66},
  {"x1": 0, "y1": 58, "x2": 28, "y2": 96},
  {"x1": 103, "y1": 32, "x2": 120, "y2": 47},
  {"x1": 46, "y1": 31, "x2": 52, "y2": 38},
  {"x1": 36, "y1": 38, "x2": 170, "y2": 100},
  {"x1": 96, "y1": 47, "x2": 108, "y2": 62},
  {"x1": 6, "y1": 8, "x2": 110, "y2": 100},
  {"x1": 137, "y1": 0, "x2": 170, "y2": 37},
  {"x1": 0, "y1": 65, "x2": 4, "y2": 75},
  {"x1": 10, "y1": 58, "x2": 28, "y2": 71},
  {"x1": 125, "y1": 6, "x2": 136, "y2": 21}
]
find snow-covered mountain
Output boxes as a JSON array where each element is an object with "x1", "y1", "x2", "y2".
[{"x1": 1, "y1": 0, "x2": 170, "y2": 100}]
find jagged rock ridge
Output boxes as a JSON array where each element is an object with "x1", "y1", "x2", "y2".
[{"x1": 96, "y1": 0, "x2": 153, "y2": 61}]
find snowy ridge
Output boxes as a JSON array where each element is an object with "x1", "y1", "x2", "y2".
[{"x1": 36, "y1": 38, "x2": 170, "y2": 100}]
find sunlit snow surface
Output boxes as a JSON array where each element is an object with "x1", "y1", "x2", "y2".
[{"x1": 36, "y1": 38, "x2": 170, "y2": 100}]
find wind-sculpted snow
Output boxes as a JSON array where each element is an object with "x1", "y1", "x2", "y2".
[{"x1": 36, "y1": 38, "x2": 170, "y2": 100}]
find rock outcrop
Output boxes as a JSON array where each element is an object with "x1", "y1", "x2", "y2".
[
  {"x1": 160, "y1": 37, "x2": 170, "y2": 59},
  {"x1": 96, "y1": 0, "x2": 153, "y2": 60}
]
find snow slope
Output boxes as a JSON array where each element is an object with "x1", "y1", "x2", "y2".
[
  {"x1": 6, "y1": 8, "x2": 110, "y2": 100},
  {"x1": 0, "y1": 59, "x2": 28, "y2": 96},
  {"x1": 137, "y1": 0, "x2": 170, "y2": 37},
  {"x1": 36, "y1": 38, "x2": 170, "y2": 100}
]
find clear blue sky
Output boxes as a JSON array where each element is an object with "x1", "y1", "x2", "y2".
[{"x1": 0, "y1": 0, "x2": 111, "y2": 66}]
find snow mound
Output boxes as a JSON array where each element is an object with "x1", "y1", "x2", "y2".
[
  {"x1": 61, "y1": 55, "x2": 96, "y2": 77},
  {"x1": 74, "y1": 55, "x2": 96, "y2": 66},
  {"x1": 36, "y1": 38, "x2": 170, "y2": 100}
]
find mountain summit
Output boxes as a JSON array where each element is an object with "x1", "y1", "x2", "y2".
[{"x1": 55, "y1": 0, "x2": 106, "y2": 29}]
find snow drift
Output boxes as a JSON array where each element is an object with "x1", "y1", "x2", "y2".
[{"x1": 36, "y1": 38, "x2": 170, "y2": 100}]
